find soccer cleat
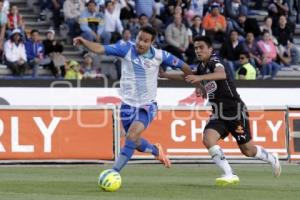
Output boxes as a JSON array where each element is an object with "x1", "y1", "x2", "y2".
[
  {"x1": 154, "y1": 143, "x2": 171, "y2": 168},
  {"x1": 272, "y1": 154, "x2": 281, "y2": 178},
  {"x1": 216, "y1": 174, "x2": 240, "y2": 186}
]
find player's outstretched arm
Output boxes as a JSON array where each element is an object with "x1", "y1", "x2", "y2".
[
  {"x1": 159, "y1": 64, "x2": 207, "y2": 99},
  {"x1": 181, "y1": 63, "x2": 207, "y2": 99},
  {"x1": 181, "y1": 63, "x2": 194, "y2": 76},
  {"x1": 159, "y1": 68, "x2": 185, "y2": 80},
  {"x1": 185, "y1": 66, "x2": 226, "y2": 84},
  {"x1": 73, "y1": 37, "x2": 105, "y2": 55},
  {"x1": 159, "y1": 62, "x2": 194, "y2": 80}
]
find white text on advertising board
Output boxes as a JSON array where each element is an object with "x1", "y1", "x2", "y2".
[
  {"x1": 171, "y1": 120, "x2": 283, "y2": 142},
  {"x1": 0, "y1": 117, "x2": 61, "y2": 153}
]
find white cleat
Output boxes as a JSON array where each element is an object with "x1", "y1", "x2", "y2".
[
  {"x1": 272, "y1": 154, "x2": 281, "y2": 178},
  {"x1": 215, "y1": 174, "x2": 240, "y2": 186}
]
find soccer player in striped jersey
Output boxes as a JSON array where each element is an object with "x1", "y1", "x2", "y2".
[
  {"x1": 74, "y1": 26, "x2": 194, "y2": 172},
  {"x1": 160, "y1": 36, "x2": 281, "y2": 186}
]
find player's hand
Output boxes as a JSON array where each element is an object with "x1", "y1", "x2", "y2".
[
  {"x1": 185, "y1": 75, "x2": 202, "y2": 84},
  {"x1": 73, "y1": 37, "x2": 84, "y2": 46}
]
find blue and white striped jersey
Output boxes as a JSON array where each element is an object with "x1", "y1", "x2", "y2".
[{"x1": 104, "y1": 41, "x2": 184, "y2": 107}]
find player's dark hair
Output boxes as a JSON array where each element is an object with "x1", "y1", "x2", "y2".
[
  {"x1": 193, "y1": 36, "x2": 213, "y2": 48},
  {"x1": 139, "y1": 26, "x2": 157, "y2": 41}
]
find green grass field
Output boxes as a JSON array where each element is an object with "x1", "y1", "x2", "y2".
[{"x1": 0, "y1": 164, "x2": 299, "y2": 200}]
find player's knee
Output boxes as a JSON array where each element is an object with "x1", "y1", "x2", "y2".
[
  {"x1": 202, "y1": 129, "x2": 220, "y2": 148},
  {"x1": 126, "y1": 134, "x2": 139, "y2": 145},
  {"x1": 202, "y1": 136, "x2": 212, "y2": 148},
  {"x1": 241, "y1": 148, "x2": 256, "y2": 157}
]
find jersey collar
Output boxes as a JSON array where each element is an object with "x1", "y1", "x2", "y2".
[{"x1": 141, "y1": 46, "x2": 155, "y2": 59}]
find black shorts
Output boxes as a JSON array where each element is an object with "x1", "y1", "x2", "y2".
[{"x1": 205, "y1": 111, "x2": 252, "y2": 145}]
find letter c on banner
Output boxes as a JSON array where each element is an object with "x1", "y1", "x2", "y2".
[{"x1": 171, "y1": 120, "x2": 186, "y2": 142}]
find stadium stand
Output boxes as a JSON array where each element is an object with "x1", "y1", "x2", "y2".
[{"x1": 0, "y1": 0, "x2": 300, "y2": 80}]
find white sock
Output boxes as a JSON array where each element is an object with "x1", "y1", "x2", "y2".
[
  {"x1": 208, "y1": 145, "x2": 233, "y2": 176},
  {"x1": 255, "y1": 145, "x2": 275, "y2": 165}
]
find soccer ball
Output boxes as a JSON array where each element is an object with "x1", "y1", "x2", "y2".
[{"x1": 98, "y1": 169, "x2": 122, "y2": 192}]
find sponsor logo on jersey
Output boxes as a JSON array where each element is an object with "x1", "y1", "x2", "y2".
[
  {"x1": 144, "y1": 59, "x2": 155, "y2": 68},
  {"x1": 133, "y1": 58, "x2": 140, "y2": 65},
  {"x1": 205, "y1": 81, "x2": 217, "y2": 94},
  {"x1": 172, "y1": 58, "x2": 179, "y2": 66}
]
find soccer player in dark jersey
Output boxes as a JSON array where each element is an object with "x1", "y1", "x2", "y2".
[{"x1": 160, "y1": 36, "x2": 281, "y2": 186}]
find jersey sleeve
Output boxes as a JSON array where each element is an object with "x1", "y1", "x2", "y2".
[
  {"x1": 208, "y1": 56, "x2": 225, "y2": 72},
  {"x1": 161, "y1": 50, "x2": 184, "y2": 69},
  {"x1": 103, "y1": 41, "x2": 131, "y2": 58}
]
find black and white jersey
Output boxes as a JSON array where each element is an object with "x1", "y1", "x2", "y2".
[{"x1": 196, "y1": 54, "x2": 245, "y2": 117}]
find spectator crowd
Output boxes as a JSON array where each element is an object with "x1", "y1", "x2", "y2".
[{"x1": 1, "y1": 0, "x2": 300, "y2": 80}]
